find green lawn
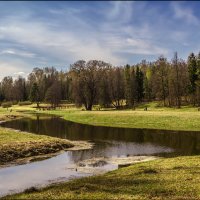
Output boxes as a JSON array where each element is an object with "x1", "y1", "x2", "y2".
[
  {"x1": 6, "y1": 155, "x2": 200, "y2": 199},
  {"x1": 3, "y1": 102, "x2": 200, "y2": 132}
]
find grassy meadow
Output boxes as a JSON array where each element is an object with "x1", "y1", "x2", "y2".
[{"x1": 36, "y1": 102, "x2": 200, "y2": 131}]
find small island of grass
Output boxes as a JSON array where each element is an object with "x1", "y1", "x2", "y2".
[{"x1": 0, "y1": 127, "x2": 74, "y2": 166}]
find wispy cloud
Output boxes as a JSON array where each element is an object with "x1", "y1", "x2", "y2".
[
  {"x1": 125, "y1": 38, "x2": 168, "y2": 55},
  {"x1": 0, "y1": 13, "x2": 124, "y2": 65},
  {"x1": 106, "y1": 1, "x2": 134, "y2": 24},
  {"x1": 0, "y1": 49, "x2": 35, "y2": 58},
  {"x1": 0, "y1": 1, "x2": 200, "y2": 78},
  {"x1": 171, "y1": 2, "x2": 199, "y2": 25}
]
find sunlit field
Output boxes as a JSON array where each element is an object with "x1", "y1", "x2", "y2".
[{"x1": 35, "y1": 102, "x2": 200, "y2": 131}]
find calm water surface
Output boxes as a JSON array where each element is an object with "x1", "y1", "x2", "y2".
[{"x1": 0, "y1": 114, "x2": 200, "y2": 196}]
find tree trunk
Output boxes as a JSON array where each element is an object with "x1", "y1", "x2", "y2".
[
  {"x1": 197, "y1": 87, "x2": 200, "y2": 107},
  {"x1": 85, "y1": 102, "x2": 92, "y2": 110},
  {"x1": 86, "y1": 105, "x2": 92, "y2": 110},
  {"x1": 193, "y1": 93, "x2": 196, "y2": 106}
]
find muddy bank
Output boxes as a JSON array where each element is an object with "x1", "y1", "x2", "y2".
[
  {"x1": 0, "y1": 139, "x2": 72, "y2": 166},
  {"x1": 68, "y1": 140, "x2": 93, "y2": 151},
  {"x1": 0, "y1": 114, "x2": 23, "y2": 123},
  {"x1": 0, "y1": 127, "x2": 92, "y2": 167},
  {"x1": 0, "y1": 140, "x2": 93, "y2": 168}
]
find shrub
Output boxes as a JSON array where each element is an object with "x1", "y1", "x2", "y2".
[
  {"x1": 18, "y1": 101, "x2": 32, "y2": 106},
  {"x1": 2, "y1": 102, "x2": 12, "y2": 108},
  {"x1": 12, "y1": 100, "x2": 18, "y2": 105}
]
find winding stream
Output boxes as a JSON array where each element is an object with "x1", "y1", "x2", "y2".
[{"x1": 0, "y1": 114, "x2": 200, "y2": 196}]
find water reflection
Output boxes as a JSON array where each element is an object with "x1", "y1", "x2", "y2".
[
  {"x1": 0, "y1": 152, "x2": 117, "y2": 197},
  {"x1": 1, "y1": 115, "x2": 200, "y2": 155},
  {"x1": 65, "y1": 141, "x2": 172, "y2": 163}
]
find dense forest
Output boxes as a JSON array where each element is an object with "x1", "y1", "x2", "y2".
[{"x1": 1, "y1": 52, "x2": 200, "y2": 110}]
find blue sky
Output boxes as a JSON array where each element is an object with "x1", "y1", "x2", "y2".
[{"x1": 0, "y1": 1, "x2": 200, "y2": 79}]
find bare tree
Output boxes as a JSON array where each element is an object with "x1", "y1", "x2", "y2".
[
  {"x1": 71, "y1": 60, "x2": 111, "y2": 110},
  {"x1": 1, "y1": 76, "x2": 14, "y2": 101},
  {"x1": 45, "y1": 81, "x2": 61, "y2": 108},
  {"x1": 109, "y1": 67, "x2": 125, "y2": 109}
]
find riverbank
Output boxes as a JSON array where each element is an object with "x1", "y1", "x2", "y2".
[
  {"x1": 40, "y1": 104, "x2": 200, "y2": 131},
  {"x1": 5, "y1": 155, "x2": 200, "y2": 199}
]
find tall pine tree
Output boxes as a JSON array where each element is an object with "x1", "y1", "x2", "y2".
[
  {"x1": 188, "y1": 53, "x2": 198, "y2": 105},
  {"x1": 135, "y1": 66, "x2": 144, "y2": 102},
  {"x1": 29, "y1": 83, "x2": 40, "y2": 108},
  {"x1": 124, "y1": 64, "x2": 132, "y2": 107}
]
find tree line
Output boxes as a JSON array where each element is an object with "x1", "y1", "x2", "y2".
[{"x1": 0, "y1": 52, "x2": 200, "y2": 110}]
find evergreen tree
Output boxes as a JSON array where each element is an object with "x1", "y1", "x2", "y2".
[
  {"x1": 124, "y1": 64, "x2": 132, "y2": 107},
  {"x1": 196, "y1": 52, "x2": 200, "y2": 105},
  {"x1": 144, "y1": 68, "x2": 152, "y2": 101},
  {"x1": 23, "y1": 81, "x2": 27, "y2": 101},
  {"x1": 173, "y1": 52, "x2": 181, "y2": 108},
  {"x1": 135, "y1": 66, "x2": 144, "y2": 102},
  {"x1": 130, "y1": 67, "x2": 136, "y2": 106},
  {"x1": 29, "y1": 83, "x2": 40, "y2": 107},
  {"x1": 188, "y1": 53, "x2": 198, "y2": 105}
]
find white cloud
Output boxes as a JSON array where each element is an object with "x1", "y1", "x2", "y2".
[
  {"x1": 0, "y1": 14, "x2": 124, "y2": 65},
  {"x1": 13, "y1": 71, "x2": 25, "y2": 76},
  {"x1": 1, "y1": 50, "x2": 15, "y2": 55},
  {"x1": 0, "y1": 60, "x2": 30, "y2": 80},
  {"x1": 13, "y1": 71, "x2": 28, "y2": 79},
  {"x1": 1, "y1": 2, "x2": 194, "y2": 78}
]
